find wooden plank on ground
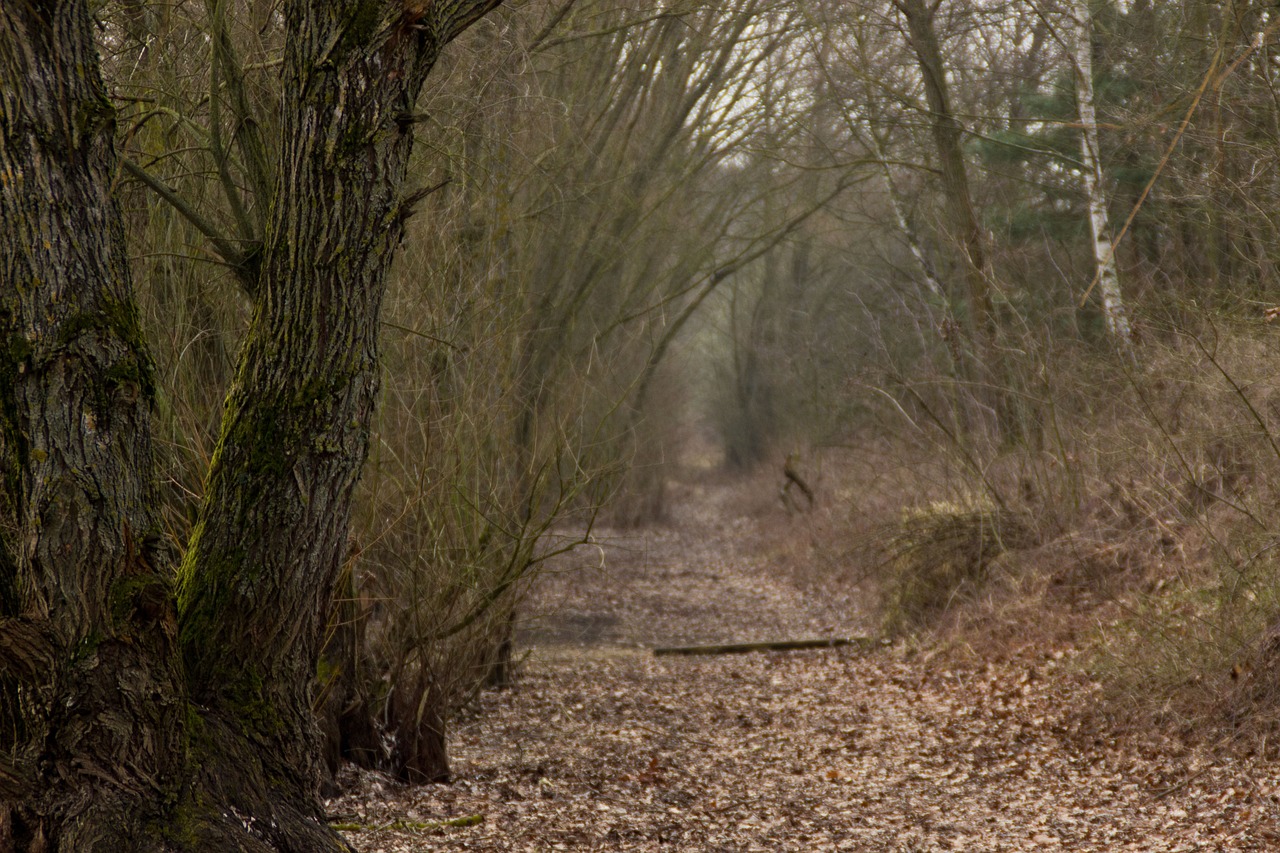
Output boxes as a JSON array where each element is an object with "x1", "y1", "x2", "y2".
[{"x1": 652, "y1": 637, "x2": 876, "y2": 656}]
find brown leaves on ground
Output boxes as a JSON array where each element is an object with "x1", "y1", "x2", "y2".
[{"x1": 329, "y1": 484, "x2": 1280, "y2": 851}]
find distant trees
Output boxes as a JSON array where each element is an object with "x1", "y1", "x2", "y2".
[
  {"x1": 895, "y1": 0, "x2": 997, "y2": 346},
  {"x1": 661, "y1": 0, "x2": 1280, "y2": 478}
]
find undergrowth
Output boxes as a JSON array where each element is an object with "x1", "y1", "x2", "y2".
[
  {"x1": 733, "y1": 320, "x2": 1280, "y2": 742},
  {"x1": 877, "y1": 499, "x2": 1036, "y2": 635}
]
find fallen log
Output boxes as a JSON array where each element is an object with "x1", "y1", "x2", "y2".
[{"x1": 652, "y1": 637, "x2": 875, "y2": 656}]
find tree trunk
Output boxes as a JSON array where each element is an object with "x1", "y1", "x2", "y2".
[
  {"x1": 318, "y1": 561, "x2": 383, "y2": 791},
  {"x1": 895, "y1": 0, "x2": 996, "y2": 343},
  {"x1": 864, "y1": 123, "x2": 969, "y2": 376},
  {"x1": 1072, "y1": 0, "x2": 1135, "y2": 352},
  {"x1": 894, "y1": 0, "x2": 1024, "y2": 441},
  {"x1": 387, "y1": 673, "x2": 452, "y2": 784},
  {"x1": 174, "y1": 1, "x2": 503, "y2": 848},
  {"x1": 0, "y1": 5, "x2": 186, "y2": 849},
  {"x1": 2, "y1": 1, "x2": 502, "y2": 850}
]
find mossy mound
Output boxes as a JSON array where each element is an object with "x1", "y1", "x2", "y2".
[{"x1": 878, "y1": 500, "x2": 1035, "y2": 634}]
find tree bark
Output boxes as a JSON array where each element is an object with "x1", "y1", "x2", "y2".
[
  {"x1": 0, "y1": 4, "x2": 186, "y2": 849},
  {"x1": 895, "y1": 0, "x2": 996, "y2": 342},
  {"x1": 1071, "y1": 0, "x2": 1135, "y2": 352},
  {"x1": 2, "y1": 1, "x2": 502, "y2": 850},
  {"x1": 174, "y1": 1, "x2": 503, "y2": 848}
]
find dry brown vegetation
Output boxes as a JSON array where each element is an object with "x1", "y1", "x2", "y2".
[
  {"x1": 328, "y1": 477, "x2": 1280, "y2": 851},
  {"x1": 766, "y1": 322, "x2": 1280, "y2": 750}
]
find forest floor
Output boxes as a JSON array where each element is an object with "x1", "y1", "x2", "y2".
[{"x1": 330, "y1": 478, "x2": 1280, "y2": 851}]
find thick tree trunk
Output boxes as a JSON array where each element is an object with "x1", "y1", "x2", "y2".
[
  {"x1": 2, "y1": 1, "x2": 503, "y2": 850},
  {"x1": 0, "y1": 4, "x2": 186, "y2": 850},
  {"x1": 175, "y1": 1, "x2": 503, "y2": 848}
]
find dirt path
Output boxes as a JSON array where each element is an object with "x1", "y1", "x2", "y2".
[{"x1": 332, "y1": 484, "x2": 1280, "y2": 851}]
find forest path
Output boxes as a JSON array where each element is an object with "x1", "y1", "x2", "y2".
[{"x1": 334, "y1": 480, "x2": 1278, "y2": 851}]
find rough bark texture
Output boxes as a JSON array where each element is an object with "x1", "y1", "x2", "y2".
[
  {"x1": 2, "y1": 1, "x2": 503, "y2": 850},
  {"x1": 387, "y1": 675, "x2": 452, "y2": 784},
  {"x1": 0, "y1": 4, "x2": 185, "y2": 850},
  {"x1": 318, "y1": 564, "x2": 384, "y2": 791},
  {"x1": 174, "y1": 1, "x2": 504, "y2": 849}
]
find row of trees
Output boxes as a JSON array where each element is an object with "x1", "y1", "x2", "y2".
[
  {"x1": 699, "y1": 0, "x2": 1280, "y2": 466},
  {"x1": 2, "y1": 1, "x2": 854, "y2": 849},
  {"x1": 6, "y1": 0, "x2": 1280, "y2": 850}
]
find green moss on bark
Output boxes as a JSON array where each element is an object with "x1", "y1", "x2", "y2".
[
  {"x1": 2, "y1": 331, "x2": 32, "y2": 368},
  {"x1": 51, "y1": 295, "x2": 157, "y2": 409},
  {"x1": 217, "y1": 371, "x2": 354, "y2": 485},
  {"x1": 100, "y1": 294, "x2": 157, "y2": 403},
  {"x1": 338, "y1": 2, "x2": 386, "y2": 58},
  {"x1": 108, "y1": 572, "x2": 172, "y2": 631}
]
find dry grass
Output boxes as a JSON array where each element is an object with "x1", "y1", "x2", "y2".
[
  {"x1": 333, "y1": 479, "x2": 1280, "y2": 852},
  {"x1": 874, "y1": 499, "x2": 1037, "y2": 635},
  {"x1": 725, "y1": 321, "x2": 1280, "y2": 742}
]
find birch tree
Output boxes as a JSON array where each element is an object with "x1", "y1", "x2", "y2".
[{"x1": 1070, "y1": 0, "x2": 1135, "y2": 349}]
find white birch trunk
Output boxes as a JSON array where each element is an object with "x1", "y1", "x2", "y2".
[
  {"x1": 865, "y1": 124, "x2": 970, "y2": 383},
  {"x1": 867, "y1": 129, "x2": 947, "y2": 303},
  {"x1": 1073, "y1": 0, "x2": 1134, "y2": 348}
]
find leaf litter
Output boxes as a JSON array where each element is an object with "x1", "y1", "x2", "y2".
[{"x1": 329, "y1": 484, "x2": 1280, "y2": 850}]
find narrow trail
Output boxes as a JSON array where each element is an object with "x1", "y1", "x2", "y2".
[{"x1": 334, "y1": 482, "x2": 1280, "y2": 851}]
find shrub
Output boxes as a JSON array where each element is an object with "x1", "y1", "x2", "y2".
[{"x1": 877, "y1": 499, "x2": 1036, "y2": 634}]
